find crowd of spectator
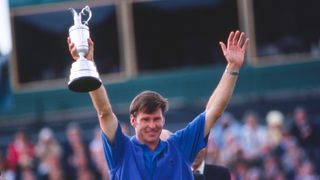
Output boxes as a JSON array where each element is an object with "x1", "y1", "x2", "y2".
[
  {"x1": 207, "y1": 107, "x2": 320, "y2": 180},
  {"x1": 0, "y1": 106, "x2": 319, "y2": 180}
]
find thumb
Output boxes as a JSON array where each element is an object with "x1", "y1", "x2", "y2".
[{"x1": 219, "y1": 42, "x2": 227, "y2": 56}]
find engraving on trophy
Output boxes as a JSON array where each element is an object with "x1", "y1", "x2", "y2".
[{"x1": 68, "y1": 6, "x2": 102, "y2": 92}]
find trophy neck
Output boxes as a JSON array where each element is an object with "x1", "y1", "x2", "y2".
[{"x1": 78, "y1": 52, "x2": 86, "y2": 58}]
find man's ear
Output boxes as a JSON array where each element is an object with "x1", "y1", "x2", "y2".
[{"x1": 130, "y1": 114, "x2": 136, "y2": 128}]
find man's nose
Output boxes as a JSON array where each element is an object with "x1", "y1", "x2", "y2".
[{"x1": 148, "y1": 120, "x2": 156, "y2": 128}]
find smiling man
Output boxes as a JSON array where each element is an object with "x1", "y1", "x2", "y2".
[{"x1": 67, "y1": 30, "x2": 249, "y2": 180}]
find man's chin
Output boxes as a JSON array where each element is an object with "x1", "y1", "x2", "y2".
[{"x1": 146, "y1": 136, "x2": 160, "y2": 143}]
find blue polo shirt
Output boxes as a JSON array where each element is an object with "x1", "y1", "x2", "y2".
[{"x1": 101, "y1": 112, "x2": 208, "y2": 180}]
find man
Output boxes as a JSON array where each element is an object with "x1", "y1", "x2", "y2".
[
  {"x1": 68, "y1": 30, "x2": 249, "y2": 179},
  {"x1": 192, "y1": 148, "x2": 231, "y2": 180},
  {"x1": 289, "y1": 107, "x2": 320, "y2": 174}
]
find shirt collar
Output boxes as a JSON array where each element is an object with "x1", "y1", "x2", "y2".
[{"x1": 131, "y1": 135, "x2": 166, "y2": 154}]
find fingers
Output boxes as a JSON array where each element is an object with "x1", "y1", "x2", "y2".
[
  {"x1": 88, "y1": 38, "x2": 93, "y2": 46},
  {"x1": 69, "y1": 42, "x2": 76, "y2": 54},
  {"x1": 88, "y1": 38, "x2": 94, "y2": 51},
  {"x1": 227, "y1": 30, "x2": 249, "y2": 50},
  {"x1": 219, "y1": 41, "x2": 227, "y2": 55},
  {"x1": 67, "y1": 37, "x2": 79, "y2": 60},
  {"x1": 228, "y1": 31, "x2": 243, "y2": 46},
  {"x1": 241, "y1": 38, "x2": 250, "y2": 51},
  {"x1": 238, "y1": 32, "x2": 250, "y2": 50},
  {"x1": 237, "y1": 32, "x2": 245, "y2": 47},
  {"x1": 86, "y1": 38, "x2": 94, "y2": 61},
  {"x1": 69, "y1": 41, "x2": 74, "y2": 51},
  {"x1": 67, "y1": 37, "x2": 94, "y2": 61},
  {"x1": 67, "y1": 37, "x2": 74, "y2": 52},
  {"x1": 227, "y1": 31, "x2": 235, "y2": 46},
  {"x1": 232, "y1": 31, "x2": 240, "y2": 45}
]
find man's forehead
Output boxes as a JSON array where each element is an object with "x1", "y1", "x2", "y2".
[{"x1": 137, "y1": 107, "x2": 163, "y2": 115}]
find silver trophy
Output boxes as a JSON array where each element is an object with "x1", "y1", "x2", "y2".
[{"x1": 68, "y1": 5, "x2": 102, "y2": 92}]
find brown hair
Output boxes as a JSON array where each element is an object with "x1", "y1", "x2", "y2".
[{"x1": 129, "y1": 90, "x2": 168, "y2": 117}]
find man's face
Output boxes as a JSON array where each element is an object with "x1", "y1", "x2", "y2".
[
  {"x1": 131, "y1": 108, "x2": 165, "y2": 146},
  {"x1": 246, "y1": 114, "x2": 257, "y2": 129},
  {"x1": 294, "y1": 109, "x2": 307, "y2": 124}
]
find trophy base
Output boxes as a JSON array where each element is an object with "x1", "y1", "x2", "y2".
[
  {"x1": 68, "y1": 76, "x2": 102, "y2": 92},
  {"x1": 68, "y1": 58, "x2": 102, "y2": 92}
]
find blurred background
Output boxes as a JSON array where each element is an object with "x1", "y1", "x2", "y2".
[{"x1": 0, "y1": 0, "x2": 320, "y2": 179}]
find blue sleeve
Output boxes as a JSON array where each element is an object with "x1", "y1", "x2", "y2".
[
  {"x1": 100, "y1": 122, "x2": 129, "y2": 170},
  {"x1": 170, "y1": 112, "x2": 208, "y2": 164}
]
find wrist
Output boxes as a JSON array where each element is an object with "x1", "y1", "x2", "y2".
[
  {"x1": 225, "y1": 68, "x2": 239, "y2": 76},
  {"x1": 226, "y1": 63, "x2": 241, "y2": 71}
]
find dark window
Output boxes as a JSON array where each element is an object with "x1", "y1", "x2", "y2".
[
  {"x1": 253, "y1": 0, "x2": 320, "y2": 57},
  {"x1": 133, "y1": 0, "x2": 239, "y2": 72}
]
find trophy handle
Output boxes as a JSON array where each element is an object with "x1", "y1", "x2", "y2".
[{"x1": 81, "y1": 6, "x2": 92, "y2": 25}]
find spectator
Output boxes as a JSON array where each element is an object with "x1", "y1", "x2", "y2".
[
  {"x1": 208, "y1": 112, "x2": 242, "y2": 165},
  {"x1": 89, "y1": 126, "x2": 110, "y2": 180},
  {"x1": 120, "y1": 122, "x2": 131, "y2": 136},
  {"x1": 239, "y1": 110, "x2": 268, "y2": 164},
  {"x1": 289, "y1": 106, "x2": 320, "y2": 173},
  {"x1": 35, "y1": 127, "x2": 63, "y2": 180},
  {"x1": 217, "y1": 130, "x2": 243, "y2": 167},
  {"x1": 245, "y1": 167, "x2": 262, "y2": 180},
  {"x1": 210, "y1": 112, "x2": 241, "y2": 150},
  {"x1": 159, "y1": 129, "x2": 173, "y2": 140},
  {"x1": 6, "y1": 130, "x2": 36, "y2": 180},
  {"x1": 280, "y1": 137, "x2": 306, "y2": 179},
  {"x1": 192, "y1": 148, "x2": 231, "y2": 180},
  {"x1": 265, "y1": 110, "x2": 285, "y2": 150},
  {"x1": 262, "y1": 154, "x2": 284, "y2": 180},
  {"x1": 62, "y1": 123, "x2": 94, "y2": 180},
  {"x1": 295, "y1": 160, "x2": 319, "y2": 180},
  {"x1": 231, "y1": 159, "x2": 250, "y2": 180}
]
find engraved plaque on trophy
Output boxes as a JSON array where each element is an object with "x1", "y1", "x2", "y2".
[{"x1": 68, "y1": 6, "x2": 102, "y2": 92}]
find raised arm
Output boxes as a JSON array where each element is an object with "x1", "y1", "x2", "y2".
[
  {"x1": 204, "y1": 31, "x2": 249, "y2": 136},
  {"x1": 68, "y1": 37, "x2": 118, "y2": 143}
]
